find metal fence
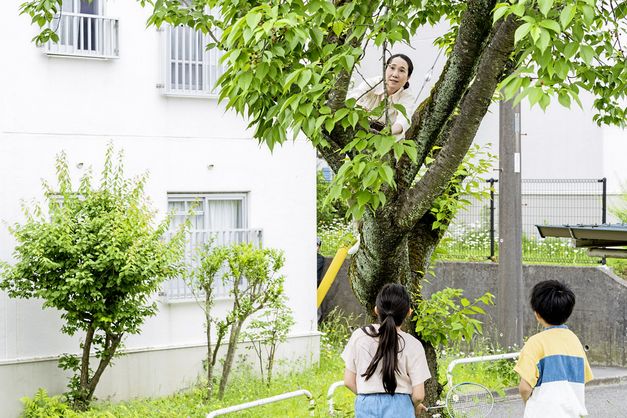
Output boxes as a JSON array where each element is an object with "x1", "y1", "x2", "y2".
[
  {"x1": 46, "y1": 12, "x2": 119, "y2": 58},
  {"x1": 441, "y1": 178, "x2": 607, "y2": 264}
]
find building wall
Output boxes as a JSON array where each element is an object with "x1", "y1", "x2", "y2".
[{"x1": 0, "y1": 2, "x2": 319, "y2": 416}]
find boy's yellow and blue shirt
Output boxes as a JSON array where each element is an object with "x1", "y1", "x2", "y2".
[{"x1": 514, "y1": 325, "x2": 593, "y2": 418}]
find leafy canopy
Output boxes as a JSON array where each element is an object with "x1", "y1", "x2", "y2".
[
  {"x1": 0, "y1": 146, "x2": 184, "y2": 339},
  {"x1": 17, "y1": 0, "x2": 627, "y2": 218}
]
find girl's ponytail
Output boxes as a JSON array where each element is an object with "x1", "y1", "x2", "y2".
[{"x1": 361, "y1": 283, "x2": 411, "y2": 394}]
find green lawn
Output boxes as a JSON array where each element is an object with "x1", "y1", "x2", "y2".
[{"x1": 78, "y1": 350, "x2": 354, "y2": 418}]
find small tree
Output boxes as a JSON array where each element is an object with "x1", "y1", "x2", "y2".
[
  {"x1": 187, "y1": 242, "x2": 286, "y2": 399},
  {"x1": 0, "y1": 146, "x2": 185, "y2": 410},
  {"x1": 242, "y1": 299, "x2": 295, "y2": 386},
  {"x1": 185, "y1": 242, "x2": 230, "y2": 399}
]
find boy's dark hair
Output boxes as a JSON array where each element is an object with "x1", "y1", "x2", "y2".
[
  {"x1": 530, "y1": 280, "x2": 575, "y2": 325},
  {"x1": 361, "y1": 283, "x2": 411, "y2": 394}
]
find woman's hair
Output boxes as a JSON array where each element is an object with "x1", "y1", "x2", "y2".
[
  {"x1": 386, "y1": 53, "x2": 414, "y2": 89},
  {"x1": 361, "y1": 283, "x2": 411, "y2": 394}
]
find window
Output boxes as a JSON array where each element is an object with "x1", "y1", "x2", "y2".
[
  {"x1": 163, "y1": 25, "x2": 225, "y2": 97},
  {"x1": 45, "y1": 0, "x2": 119, "y2": 58},
  {"x1": 164, "y1": 193, "x2": 262, "y2": 300}
]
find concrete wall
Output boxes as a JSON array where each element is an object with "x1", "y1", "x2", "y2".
[{"x1": 323, "y1": 259, "x2": 627, "y2": 367}]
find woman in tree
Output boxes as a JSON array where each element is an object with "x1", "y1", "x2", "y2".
[
  {"x1": 348, "y1": 53, "x2": 416, "y2": 139},
  {"x1": 342, "y1": 283, "x2": 430, "y2": 417}
]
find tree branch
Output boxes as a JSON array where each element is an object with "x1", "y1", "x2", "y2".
[
  {"x1": 397, "y1": 16, "x2": 519, "y2": 229},
  {"x1": 394, "y1": 0, "x2": 497, "y2": 193}
]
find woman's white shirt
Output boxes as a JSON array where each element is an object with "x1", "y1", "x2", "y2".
[{"x1": 348, "y1": 77, "x2": 416, "y2": 139}]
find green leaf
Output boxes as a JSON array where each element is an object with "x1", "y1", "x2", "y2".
[
  {"x1": 538, "y1": 0, "x2": 554, "y2": 17},
  {"x1": 246, "y1": 13, "x2": 262, "y2": 30},
  {"x1": 558, "y1": 90, "x2": 571, "y2": 107},
  {"x1": 528, "y1": 86, "x2": 544, "y2": 106},
  {"x1": 563, "y1": 42, "x2": 578, "y2": 59},
  {"x1": 559, "y1": 4, "x2": 576, "y2": 28},
  {"x1": 537, "y1": 28, "x2": 551, "y2": 53},
  {"x1": 332, "y1": 21, "x2": 344, "y2": 37},
  {"x1": 356, "y1": 191, "x2": 370, "y2": 206},
  {"x1": 579, "y1": 44, "x2": 595, "y2": 65},
  {"x1": 297, "y1": 69, "x2": 312, "y2": 90},
  {"x1": 514, "y1": 22, "x2": 532, "y2": 44},
  {"x1": 538, "y1": 19, "x2": 561, "y2": 33},
  {"x1": 581, "y1": 5, "x2": 595, "y2": 25},
  {"x1": 492, "y1": 4, "x2": 509, "y2": 23}
]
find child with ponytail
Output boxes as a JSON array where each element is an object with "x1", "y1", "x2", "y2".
[{"x1": 342, "y1": 283, "x2": 431, "y2": 417}]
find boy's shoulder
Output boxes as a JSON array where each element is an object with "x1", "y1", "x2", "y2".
[{"x1": 524, "y1": 326, "x2": 585, "y2": 354}]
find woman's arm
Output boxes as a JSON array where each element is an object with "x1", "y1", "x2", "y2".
[{"x1": 344, "y1": 368, "x2": 357, "y2": 394}]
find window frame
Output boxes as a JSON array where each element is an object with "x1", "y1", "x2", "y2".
[
  {"x1": 164, "y1": 192, "x2": 253, "y2": 302},
  {"x1": 44, "y1": 0, "x2": 119, "y2": 59},
  {"x1": 162, "y1": 24, "x2": 226, "y2": 98}
]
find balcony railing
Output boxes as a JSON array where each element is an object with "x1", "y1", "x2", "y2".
[
  {"x1": 164, "y1": 228, "x2": 263, "y2": 301},
  {"x1": 45, "y1": 12, "x2": 119, "y2": 59},
  {"x1": 163, "y1": 25, "x2": 225, "y2": 97}
]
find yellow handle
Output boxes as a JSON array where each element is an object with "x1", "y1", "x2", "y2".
[{"x1": 317, "y1": 247, "x2": 349, "y2": 308}]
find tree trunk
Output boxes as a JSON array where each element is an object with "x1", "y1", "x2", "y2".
[
  {"x1": 348, "y1": 210, "x2": 411, "y2": 312},
  {"x1": 75, "y1": 325, "x2": 95, "y2": 410},
  {"x1": 348, "y1": 209, "x2": 446, "y2": 410},
  {"x1": 86, "y1": 333, "x2": 122, "y2": 402},
  {"x1": 205, "y1": 298, "x2": 214, "y2": 399},
  {"x1": 218, "y1": 319, "x2": 244, "y2": 399}
]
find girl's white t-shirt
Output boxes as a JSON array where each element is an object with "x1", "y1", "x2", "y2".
[{"x1": 341, "y1": 324, "x2": 431, "y2": 394}]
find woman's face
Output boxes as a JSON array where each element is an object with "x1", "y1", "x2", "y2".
[{"x1": 385, "y1": 56, "x2": 410, "y2": 95}]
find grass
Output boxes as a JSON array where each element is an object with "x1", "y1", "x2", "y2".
[
  {"x1": 74, "y1": 350, "x2": 354, "y2": 418},
  {"x1": 26, "y1": 314, "x2": 519, "y2": 417},
  {"x1": 437, "y1": 338, "x2": 520, "y2": 398}
]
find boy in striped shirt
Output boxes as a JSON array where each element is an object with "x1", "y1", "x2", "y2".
[{"x1": 514, "y1": 280, "x2": 593, "y2": 418}]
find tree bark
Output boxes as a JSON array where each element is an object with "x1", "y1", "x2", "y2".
[
  {"x1": 218, "y1": 319, "x2": 244, "y2": 399},
  {"x1": 86, "y1": 332, "x2": 122, "y2": 402}
]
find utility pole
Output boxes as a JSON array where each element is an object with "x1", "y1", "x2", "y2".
[{"x1": 497, "y1": 98, "x2": 524, "y2": 348}]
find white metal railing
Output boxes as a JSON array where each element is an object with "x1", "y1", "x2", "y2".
[
  {"x1": 207, "y1": 389, "x2": 314, "y2": 417},
  {"x1": 447, "y1": 352, "x2": 520, "y2": 387},
  {"x1": 327, "y1": 381, "x2": 346, "y2": 416},
  {"x1": 165, "y1": 228, "x2": 263, "y2": 300},
  {"x1": 45, "y1": 12, "x2": 119, "y2": 58},
  {"x1": 164, "y1": 25, "x2": 225, "y2": 97},
  {"x1": 326, "y1": 354, "x2": 520, "y2": 415}
]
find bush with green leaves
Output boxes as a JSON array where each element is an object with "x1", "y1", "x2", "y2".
[
  {"x1": 413, "y1": 288, "x2": 495, "y2": 348},
  {"x1": 319, "y1": 306, "x2": 362, "y2": 353},
  {"x1": 0, "y1": 146, "x2": 185, "y2": 410},
  {"x1": 241, "y1": 299, "x2": 295, "y2": 386},
  {"x1": 186, "y1": 242, "x2": 286, "y2": 399},
  {"x1": 20, "y1": 389, "x2": 78, "y2": 418},
  {"x1": 317, "y1": 170, "x2": 348, "y2": 227}
]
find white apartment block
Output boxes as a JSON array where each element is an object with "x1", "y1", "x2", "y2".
[{"x1": 0, "y1": 2, "x2": 319, "y2": 416}]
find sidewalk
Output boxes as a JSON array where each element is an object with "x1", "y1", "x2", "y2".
[
  {"x1": 497, "y1": 365, "x2": 627, "y2": 399},
  {"x1": 588, "y1": 366, "x2": 627, "y2": 386}
]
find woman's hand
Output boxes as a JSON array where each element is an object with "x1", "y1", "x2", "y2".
[{"x1": 391, "y1": 123, "x2": 403, "y2": 135}]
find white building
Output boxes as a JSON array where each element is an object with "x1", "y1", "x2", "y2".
[{"x1": 0, "y1": 1, "x2": 318, "y2": 416}]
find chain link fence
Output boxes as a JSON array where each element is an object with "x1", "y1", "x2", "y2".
[{"x1": 440, "y1": 178, "x2": 607, "y2": 265}]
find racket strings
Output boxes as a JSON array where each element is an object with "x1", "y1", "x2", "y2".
[{"x1": 447, "y1": 383, "x2": 494, "y2": 417}]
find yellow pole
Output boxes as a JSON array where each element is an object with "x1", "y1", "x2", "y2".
[{"x1": 317, "y1": 247, "x2": 348, "y2": 308}]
